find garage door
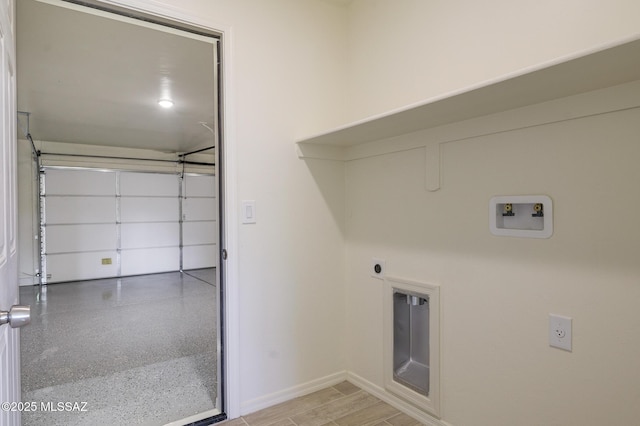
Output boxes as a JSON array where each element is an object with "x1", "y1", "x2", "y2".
[
  {"x1": 182, "y1": 174, "x2": 218, "y2": 270},
  {"x1": 42, "y1": 168, "x2": 216, "y2": 283}
]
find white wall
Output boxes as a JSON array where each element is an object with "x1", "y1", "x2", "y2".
[
  {"x1": 344, "y1": 84, "x2": 640, "y2": 425},
  {"x1": 346, "y1": 0, "x2": 640, "y2": 120},
  {"x1": 343, "y1": 2, "x2": 640, "y2": 425}
]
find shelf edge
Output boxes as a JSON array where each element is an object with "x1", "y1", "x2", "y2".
[{"x1": 295, "y1": 34, "x2": 640, "y2": 148}]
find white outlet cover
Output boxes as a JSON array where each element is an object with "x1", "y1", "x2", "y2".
[
  {"x1": 371, "y1": 258, "x2": 386, "y2": 279},
  {"x1": 549, "y1": 314, "x2": 572, "y2": 351}
]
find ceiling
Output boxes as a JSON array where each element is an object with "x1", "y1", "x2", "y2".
[{"x1": 16, "y1": 0, "x2": 217, "y2": 154}]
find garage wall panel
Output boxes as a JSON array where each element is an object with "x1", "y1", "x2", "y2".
[
  {"x1": 46, "y1": 224, "x2": 118, "y2": 253},
  {"x1": 183, "y1": 197, "x2": 217, "y2": 221},
  {"x1": 183, "y1": 174, "x2": 216, "y2": 197},
  {"x1": 183, "y1": 221, "x2": 217, "y2": 246},
  {"x1": 46, "y1": 251, "x2": 119, "y2": 283},
  {"x1": 183, "y1": 245, "x2": 217, "y2": 270},
  {"x1": 121, "y1": 223, "x2": 179, "y2": 249},
  {"x1": 45, "y1": 197, "x2": 116, "y2": 224},
  {"x1": 182, "y1": 174, "x2": 217, "y2": 269},
  {"x1": 45, "y1": 169, "x2": 116, "y2": 195},
  {"x1": 121, "y1": 247, "x2": 180, "y2": 276},
  {"x1": 120, "y1": 172, "x2": 179, "y2": 196},
  {"x1": 120, "y1": 197, "x2": 179, "y2": 223}
]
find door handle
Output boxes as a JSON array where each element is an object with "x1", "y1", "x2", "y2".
[{"x1": 0, "y1": 305, "x2": 31, "y2": 329}]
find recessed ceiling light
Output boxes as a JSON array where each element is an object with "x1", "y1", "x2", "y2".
[{"x1": 158, "y1": 99, "x2": 174, "y2": 108}]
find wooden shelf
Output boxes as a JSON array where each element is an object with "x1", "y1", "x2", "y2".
[{"x1": 296, "y1": 36, "x2": 640, "y2": 160}]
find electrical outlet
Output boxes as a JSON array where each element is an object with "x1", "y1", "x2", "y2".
[
  {"x1": 549, "y1": 314, "x2": 572, "y2": 351},
  {"x1": 371, "y1": 258, "x2": 385, "y2": 279}
]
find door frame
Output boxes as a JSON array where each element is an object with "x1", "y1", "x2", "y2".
[
  {"x1": 1, "y1": 0, "x2": 21, "y2": 424},
  {"x1": 35, "y1": 0, "x2": 240, "y2": 419}
]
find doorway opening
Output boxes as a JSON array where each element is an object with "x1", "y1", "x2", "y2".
[{"x1": 16, "y1": 0, "x2": 227, "y2": 424}]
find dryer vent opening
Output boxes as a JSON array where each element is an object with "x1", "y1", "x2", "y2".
[
  {"x1": 384, "y1": 276, "x2": 440, "y2": 416},
  {"x1": 393, "y1": 290, "x2": 430, "y2": 397}
]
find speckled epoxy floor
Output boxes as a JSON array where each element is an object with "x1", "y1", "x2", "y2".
[{"x1": 19, "y1": 269, "x2": 218, "y2": 426}]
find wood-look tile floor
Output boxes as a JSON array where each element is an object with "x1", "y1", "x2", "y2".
[{"x1": 221, "y1": 381, "x2": 424, "y2": 426}]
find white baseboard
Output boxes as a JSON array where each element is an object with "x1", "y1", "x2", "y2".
[
  {"x1": 238, "y1": 370, "x2": 455, "y2": 426},
  {"x1": 239, "y1": 370, "x2": 348, "y2": 416},
  {"x1": 346, "y1": 372, "x2": 453, "y2": 426}
]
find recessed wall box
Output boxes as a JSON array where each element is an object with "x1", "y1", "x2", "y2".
[
  {"x1": 489, "y1": 195, "x2": 553, "y2": 238},
  {"x1": 371, "y1": 258, "x2": 386, "y2": 279},
  {"x1": 383, "y1": 276, "x2": 440, "y2": 416}
]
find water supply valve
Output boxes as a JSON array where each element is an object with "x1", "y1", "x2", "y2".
[{"x1": 532, "y1": 203, "x2": 544, "y2": 217}]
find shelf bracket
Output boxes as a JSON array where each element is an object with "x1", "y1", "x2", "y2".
[{"x1": 425, "y1": 143, "x2": 441, "y2": 192}]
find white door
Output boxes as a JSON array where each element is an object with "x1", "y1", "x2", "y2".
[{"x1": 0, "y1": 1, "x2": 22, "y2": 425}]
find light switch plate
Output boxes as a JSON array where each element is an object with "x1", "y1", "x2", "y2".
[{"x1": 242, "y1": 200, "x2": 256, "y2": 224}]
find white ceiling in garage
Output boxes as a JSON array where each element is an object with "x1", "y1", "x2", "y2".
[{"x1": 17, "y1": 0, "x2": 217, "y2": 154}]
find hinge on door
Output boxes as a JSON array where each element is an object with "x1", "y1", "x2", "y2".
[{"x1": 221, "y1": 249, "x2": 227, "y2": 260}]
